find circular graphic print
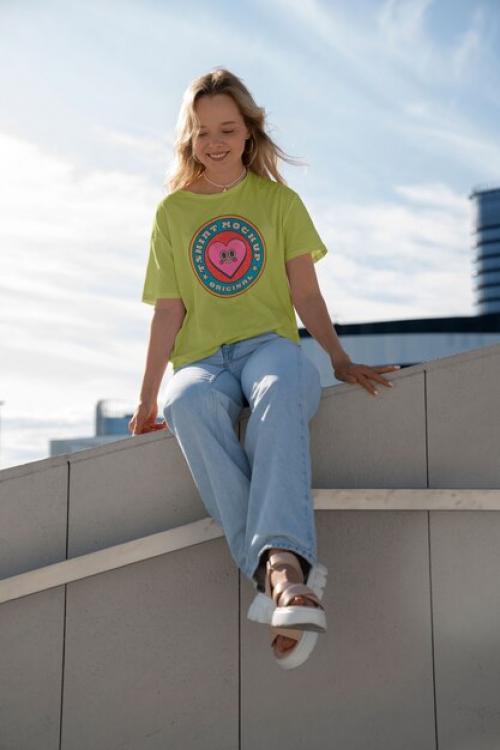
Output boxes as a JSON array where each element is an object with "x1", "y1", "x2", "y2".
[{"x1": 190, "y1": 215, "x2": 266, "y2": 297}]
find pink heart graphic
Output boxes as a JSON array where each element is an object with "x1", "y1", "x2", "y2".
[{"x1": 207, "y1": 238, "x2": 247, "y2": 279}]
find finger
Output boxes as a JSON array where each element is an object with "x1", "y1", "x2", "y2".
[
  {"x1": 356, "y1": 373, "x2": 378, "y2": 396},
  {"x1": 371, "y1": 374, "x2": 396, "y2": 388},
  {"x1": 359, "y1": 367, "x2": 398, "y2": 387}
]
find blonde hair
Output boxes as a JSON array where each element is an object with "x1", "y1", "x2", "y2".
[{"x1": 165, "y1": 67, "x2": 307, "y2": 193}]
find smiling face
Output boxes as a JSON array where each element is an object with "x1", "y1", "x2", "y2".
[{"x1": 191, "y1": 93, "x2": 250, "y2": 179}]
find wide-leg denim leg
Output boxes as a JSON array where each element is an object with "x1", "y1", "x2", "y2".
[
  {"x1": 161, "y1": 331, "x2": 323, "y2": 590},
  {"x1": 239, "y1": 336, "x2": 322, "y2": 584},
  {"x1": 162, "y1": 364, "x2": 251, "y2": 571}
]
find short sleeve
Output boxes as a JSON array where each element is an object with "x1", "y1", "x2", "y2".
[
  {"x1": 141, "y1": 207, "x2": 181, "y2": 305},
  {"x1": 283, "y1": 193, "x2": 328, "y2": 264}
]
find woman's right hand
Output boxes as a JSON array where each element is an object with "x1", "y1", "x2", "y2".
[{"x1": 129, "y1": 401, "x2": 168, "y2": 435}]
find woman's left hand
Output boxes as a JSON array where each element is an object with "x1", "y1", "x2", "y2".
[{"x1": 333, "y1": 359, "x2": 400, "y2": 396}]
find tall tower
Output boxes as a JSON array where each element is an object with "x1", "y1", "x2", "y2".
[{"x1": 470, "y1": 186, "x2": 500, "y2": 315}]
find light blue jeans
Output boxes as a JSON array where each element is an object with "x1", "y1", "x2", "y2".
[{"x1": 162, "y1": 331, "x2": 323, "y2": 592}]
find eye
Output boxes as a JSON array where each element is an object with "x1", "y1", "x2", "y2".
[{"x1": 197, "y1": 130, "x2": 234, "y2": 137}]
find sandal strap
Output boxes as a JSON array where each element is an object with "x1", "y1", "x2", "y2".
[
  {"x1": 277, "y1": 583, "x2": 324, "y2": 609},
  {"x1": 270, "y1": 576, "x2": 302, "y2": 604},
  {"x1": 265, "y1": 553, "x2": 303, "y2": 602},
  {"x1": 268, "y1": 551, "x2": 303, "y2": 578}
]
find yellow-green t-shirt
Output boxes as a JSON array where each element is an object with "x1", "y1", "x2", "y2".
[{"x1": 141, "y1": 169, "x2": 328, "y2": 369}]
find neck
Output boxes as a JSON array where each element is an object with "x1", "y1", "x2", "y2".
[{"x1": 203, "y1": 164, "x2": 247, "y2": 190}]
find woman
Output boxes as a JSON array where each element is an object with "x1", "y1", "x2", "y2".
[{"x1": 129, "y1": 67, "x2": 398, "y2": 669}]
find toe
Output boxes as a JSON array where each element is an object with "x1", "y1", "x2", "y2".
[
  {"x1": 274, "y1": 635, "x2": 298, "y2": 655},
  {"x1": 290, "y1": 595, "x2": 317, "y2": 607}
]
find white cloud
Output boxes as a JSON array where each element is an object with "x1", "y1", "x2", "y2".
[
  {"x1": 0, "y1": 132, "x2": 159, "y2": 245},
  {"x1": 303, "y1": 180, "x2": 474, "y2": 324},
  {"x1": 270, "y1": 0, "x2": 499, "y2": 180},
  {"x1": 399, "y1": 120, "x2": 500, "y2": 176},
  {"x1": 377, "y1": 0, "x2": 434, "y2": 45},
  {"x1": 94, "y1": 125, "x2": 176, "y2": 161},
  {"x1": 394, "y1": 181, "x2": 470, "y2": 211},
  {"x1": 451, "y1": 6, "x2": 484, "y2": 81},
  {"x1": 0, "y1": 130, "x2": 167, "y2": 468}
]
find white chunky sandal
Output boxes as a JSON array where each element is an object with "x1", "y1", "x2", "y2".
[
  {"x1": 247, "y1": 554, "x2": 328, "y2": 670},
  {"x1": 266, "y1": 551, "x2": 327, "y2": 633}
]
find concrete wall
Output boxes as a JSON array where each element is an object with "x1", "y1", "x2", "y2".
[
  {"x1": 1, "y1": 342, "x2": 500, "y2": 749},
  {"x1": 301, "y1": 329, "x2": 500, "y2": 388}
]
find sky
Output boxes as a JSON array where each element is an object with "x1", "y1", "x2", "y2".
[{"x1": 1, "y1": 0, "x2": 499, "y2": 470}]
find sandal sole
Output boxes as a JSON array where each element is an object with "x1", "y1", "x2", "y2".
[
  {"x1": 271, "y1": 604, "x2": 327, "y2": 633},
  {"x1": 273, "y1": 630, "x2": 319, "y2": 670}
]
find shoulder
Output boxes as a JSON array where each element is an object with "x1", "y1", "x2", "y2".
[
  {"x1": 250, "y1": 172, "x2": 299, "y2": 206},
  {"x1": 155, "y1": 193, "x2": 175, "y2": 214},
  {"x1": 149, "y1": 194, "x2": 176, "y2": 241},
  {"x1": 153, "y1": 191, "x2": 178, "y2": 220}
]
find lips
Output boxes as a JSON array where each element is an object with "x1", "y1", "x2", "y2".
[{"x1": 208, "y1": 152, "x2": 229, "y2": 160}]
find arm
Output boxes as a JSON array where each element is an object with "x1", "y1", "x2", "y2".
[
  {"x1": 286, "y1": 254, "x2": 400, "y2": 394},
  {"x1": 139, "y1": 298, "x2": 186, "y2": 405},
  {"x1": 293, "y1": 294, "x2": 351, "y2": 369},
  {"x1": 286, "y1": 254, "x2": 351, "y2": 369}
]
